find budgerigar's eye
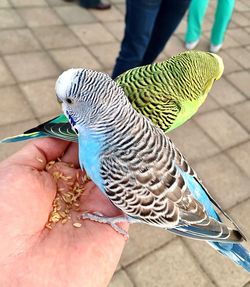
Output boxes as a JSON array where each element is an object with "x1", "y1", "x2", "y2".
[{"x1": 66, "y1": 98, "x2": 72, "y2": 104}]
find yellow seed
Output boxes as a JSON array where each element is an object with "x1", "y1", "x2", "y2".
[
  {"x1": 73, "y1": 222, "x2": 82, "y2": 228},
  {"x1": 45, "y1": 223, "x2": 52, "y2": 229}
]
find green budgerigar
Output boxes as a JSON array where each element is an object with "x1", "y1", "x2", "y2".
[{"x1": 1, "y1": 51, "x2": 223, "y2": 144}]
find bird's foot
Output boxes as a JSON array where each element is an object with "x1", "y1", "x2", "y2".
[{"x1": 80, "y1": 212, "x2": 129, "y2": 238}]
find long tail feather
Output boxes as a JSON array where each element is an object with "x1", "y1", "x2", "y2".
[
  {"x1": 210, "y1": 241, "x2": 250, "y2": 272},
  {"x1": 0, "y1": 132, "x2": 45, "y2": 143}
]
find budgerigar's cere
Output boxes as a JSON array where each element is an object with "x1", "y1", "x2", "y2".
[
  {"x1": 1, "y1": 51, "x2": 223, "y2": 144},
  {"x1": 54, "y1": 66, "x2": 250, "y2": 273}
]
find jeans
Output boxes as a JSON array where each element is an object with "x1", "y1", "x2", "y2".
[{"x1": 112, "y1": 0, "x2": 190, "y2": 78}]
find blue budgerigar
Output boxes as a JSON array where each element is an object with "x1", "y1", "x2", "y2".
[{"x1": 56, "y1": 68, "x2": 250, "y2": 272}]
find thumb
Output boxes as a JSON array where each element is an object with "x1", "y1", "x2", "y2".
[{"x1": 2, "y1": 138, "x2": 70, "y2": 169}]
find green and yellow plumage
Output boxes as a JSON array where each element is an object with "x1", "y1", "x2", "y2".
[
  {"x1": 1, "y1": 51, "x2": 223, "y2": 143},
  {"x1": 116, "y1": 51, "x2": 223, "y2": 132}
]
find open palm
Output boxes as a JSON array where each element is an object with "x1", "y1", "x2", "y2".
[{"x1": 0, "y1": 138, "x2": 128, "y2": 287}]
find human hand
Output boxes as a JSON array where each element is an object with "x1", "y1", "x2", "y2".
[{"x1": 0, "y1": 138, "x2": 128, "y2": 287}]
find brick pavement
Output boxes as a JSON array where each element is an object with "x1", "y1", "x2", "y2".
[{"x1": 0, "y1": 0, "x2": 250, "y2": 286}]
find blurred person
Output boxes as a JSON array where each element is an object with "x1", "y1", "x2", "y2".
[
  {"x1": 64, "y1": 0, "x2": 111, "y2": 10},
  {"x1": 80, "y1": 0, "x2": 111, "y2": 9},
  {"x1": 112, "y1": 0, "x2": 190, "y2": 79},
  {"x1": 185, "y1": 0, "x2": 235, "y2": 53}
]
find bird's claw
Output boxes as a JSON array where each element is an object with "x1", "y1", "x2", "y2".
[{"x1": 80, "y1": 212, "x2": 129, "y2": 239}]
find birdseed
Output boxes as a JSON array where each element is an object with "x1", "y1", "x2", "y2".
[
  {"x1": 73, "y1": 222, "x2": 82, "y2": 228},
  {"x1": 45, "y1": 159, "x2": 89, "y2": 229}
]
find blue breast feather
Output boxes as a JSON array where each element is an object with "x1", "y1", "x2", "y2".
[{"x1": 78, "y1": 130, "x2": 104, "y2": 192}]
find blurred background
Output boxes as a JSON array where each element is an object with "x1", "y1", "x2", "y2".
[{"x1": 0, "y1": 0, "x2": 250, "y2": 286}]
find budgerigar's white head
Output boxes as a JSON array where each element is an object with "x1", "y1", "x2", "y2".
[{"x1": 55, "y1": 68, "x2": 128, "y2": 132}]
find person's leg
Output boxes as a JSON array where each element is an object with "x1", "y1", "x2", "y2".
[
  {"x1": 112, "y1": 0, "x2": 161, "y2": 79},
  {"x1": 141, "y1": 0, "x2": 190, "y2": 65},
  {"x1": 211, "y1": 0, "x2": 235, "y2": 45},
  {"x1": 185, "y1": 0, "x2": 209, "y2": 43}
]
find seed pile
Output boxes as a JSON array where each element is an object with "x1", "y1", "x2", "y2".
[{"x1": 44, "y1": 159, "x2": 89, "y2": 229}]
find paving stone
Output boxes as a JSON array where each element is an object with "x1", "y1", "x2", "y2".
[
  {"x1": 227, "y1": 101, "x2": 250, "y2": 133},
  {"x1": 5, "y1": 52, "x2": 59, "y2": 82},
  {"x1": 46, "y1": 0, "x2": 73, "y2": 5},
  {"x1": 227, "y1": 28, "x2": 250, "y2": 45},
  {"x1": 126, "y1": 238, "x2": 214, "y2": 287},
  {"x1": 38, "y1": 114, "x2": 61, "y2": 125},
  {"x1": 20, "y1": 79, "x2": 61, "y2": 118},
  {"x1": 17, "y1": 7, "x2": 62, "y2": 27},
  {"x1": 115, "y1": 3, "x2": 125, "y2": 14},
  {"x1": 90, "y1": 42, "x2": 120, "y2": 68},
  {"x1": 0, "y1": 86, "x2": 34, "y2": 126},
  {"x1": 211, "y1": 77, "x2": 246, "y2": 106},
  {"x1": 108, "y1": 270, "x2": 134, "y2": 287},
  {"x1": 33, "y1": 25, "x2": 81, "y2": 49},
  {"x1": 120, "y1": 224, "x2": 174, "y2": 267},
  {"x1": 226, "y1": 47, "x2": 250, "y2": 69},
  {"x1": 0, "y1": 58, "x2": 15, "y2": 86},
  {"x1": 241, "y1": 0, "x2": 250, "y2": 8},
  {"x1": 0, "y1": 9, "x2": 24, "y2": 29},
  {"x1": 185, "y1": 238, "x2": 250, "y2": 287},
  {"x1": 222, "y1": 33, "x2": 241, "y2": 49},
  {"x1": 197, "y1": 96, "x2": 220, "y2": 114},
  {"x1": 155, "y1": 50, "x2": 168, "y2": 63},
  {"x1": 227, "y1": 141, "x2": 250, "y2": 178},
  {"x1": 202, "y1": 15, "x2": 213, "y2": 33},
  {"x1": 195, "y1": 110, "x2": 249, "y2": 149},
  {"x1": 169, "y1": 120, "x2": 220, "y2": 163},
  {"x1": 230, "y1": 199, "x2": 250, "y2": 247},
  {"x1": 70, "y1": 23, "x2": 115, "y2": 45},
  {"x1": 90, "y1": 5, "x2": 124, "y2": 22},
  {"x1": 219, "y1": 51, "x2": 242, "y2": 75},
  {"x1": 232, "y1": 12, "x2": 250, "y2": 27},
  {"x1": 0, "y1": 0, "x2": 10, "y2": 8},
  {"x1": 0, "y1": 29, "x2": 41, "y2": 54},
  {"x1": 175, "y1": 18, "x2": 187, "y2": 35},
  {"x1": 227, "y1": 71, "x2": 250, "y2": 98},
  {"x1": 193, "y1": 154, "x2": 250, "y2": 209},
  {"x1": 235, "y1": 0, "x2": 250, "y2": 12},
  {"x1": 164, "y1": 35, "x2": 186, "y2": 57},
  {"x1": 10, "y1": 0, "x2": 48, "y2": 6},
  {"x1": 110, "y1": 0, "x2": 125, "y2": 4},
  {"x1": 54, "y1": 5, "x2": 96, "y2": 24},
  {"x1": 103, "y1": 21, "x2": 125, "y2": 41},
  {"x1": 49, "y1": 46, "x2": 102, "y2": 70},
  {"x1": 0, "y1": 119, "x2": 39, "y2": 162}
]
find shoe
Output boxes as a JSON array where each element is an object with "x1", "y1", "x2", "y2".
[
  {"x1": 210, "y1": 43, "x2": 222, "y2": 53},
  {"x1": 94, "y1": 2, "x2": 111, "y2": 10},
  {"x1": 185, "y1": 39, "x2": 200, "y2": 50}
]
